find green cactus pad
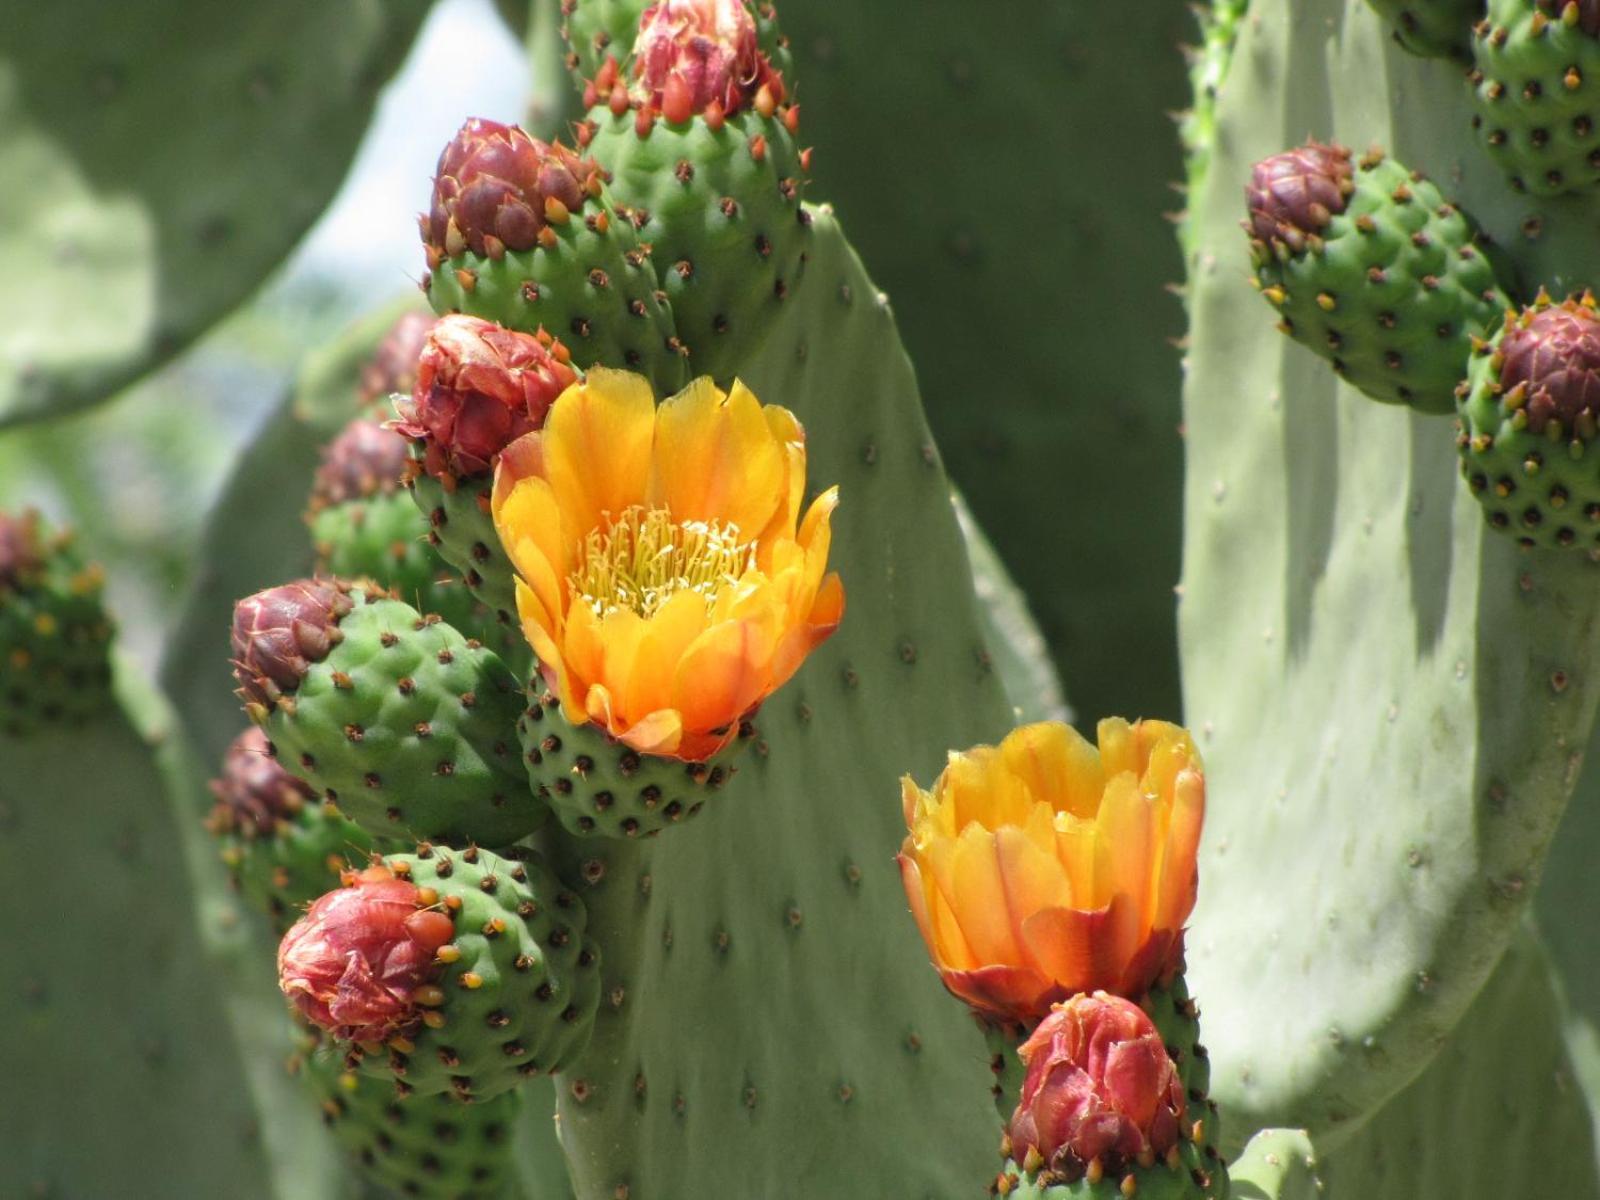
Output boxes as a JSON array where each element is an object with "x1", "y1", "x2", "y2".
[
  {"x1": 1366, "y1": 0, "x2": 1481, "y2": 60},
  {"x1": 1144, "y1": 976, "x2": 1222, "y2": 1160},
  {"x1": 1227, "y1": 1129, "x2": 1321, "y2": 1200},
  {"x1": 424, "y1": 183, "x2": 688, "y2": 394},
  {"x1": 587, "y1": 108, "x2": 812, "y2": 381},
  {"x1": 251, "y1": 588, "x2": 542, "y2": 847},
  {"x1": 1248, "y1": 147, "x2": 1509, "y2": 414},
  {"x1": 408, "y1": 467, "x2": 520, "y2": 630},
  {"x1": 1470, "y1": 0, "x2": 1600, "y2": 196},
  {"x1": 1454, "y1": 294, "x2": 1600, "y2": 548},
  {"x1": 0, "y1": 513, "x2": 114, "y2": 736},
  {"x1": 994, "y1": 1145, "x2": 1223, "y2": 1200},
  {"x1": 297, "y1": 1032, "x2": 524, "y2": 1198},
  {"x1": 346, "y1": 847, "x2": 602, "y2": 1103},
  {"x1": 517, "y1": 685, "x2": 753, "y2": 838},
  {"x1": 561, "y1": 0, "x2": 649, "y2": 80}
]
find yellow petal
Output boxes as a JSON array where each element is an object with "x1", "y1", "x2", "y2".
[
  {"x1": 652, "y1": 376, "x2": 785, "y2": 537},
  {"x1": 1097, "y1": 772, "x2": 1155, "y2": 934},
  {"x1": 994, "y1": 825, "x2": 1072, "y2": 972},
  {"x1": 496, "y1": 475, "x2": 568, "y2": 621},
  {"x1": 542, "y1": 368, "x2": 655, "y2": 537},
  {"x1": 670, "y1": 618, "x2": 776, "y2": 735},
  {"x1": 1153, "y1": 767, "x2": 1205, "y2": 932},
  {"x1": 620, "y1": 588, "x2": 708, "y2": 722},
  {"x1": 1097, "y1": 717, "x2": 1137, "y2": 781},
  {"x1": 514, "y1": 577, "x2": 561, "y2": 674},
  {"x1": 1001, "y1": 721, "x2": 1104, "y2": 818},
  {"x1": 950, "y1": 822, "x2": 1023, "y2": 966}
]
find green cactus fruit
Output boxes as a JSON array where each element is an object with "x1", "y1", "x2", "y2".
[
  {"x1": 279, "y1": 851, "x2": 601, "y2": 1103},
  {"x1": 515, "y1": 683, "x2": 753, "y2": 838},
  {"x1": 205, "y1": 725, "x2": 374, "y2": 933},
  {"x1": 394, "y1": 313, "x2": 580, "y2": 628},
  {"x1": 1366, "y1": 0, "x2": 1482, "y2": 60},
  {"x1": 1454, "y1": 289, "x2": 1600, "y2": 546},
  {"x1": 308, "y1": 417, "x2": 481, "y2": 634},
  {"x1": 358, "y1": 310, "x2": 437, "y2": 420},
  {"x1": 1245, "y1": 141, "x2": 1510, "y2": 414},
  {"x1": 993, "y1": 992, "x2": 1225, "y2": 1200},
  {"x1": 231, "y1": 579, "x2": 543, "y2": 846},
  {"x1": 1470, "y1": 0, "x2": 1600, "y2": 196},
  {"x1": 0, "y1": 509, "x2": 114, "y2": 736},
  {"x1": 421, "y1": 118, "x2": 687, "y2": 391},
  {"x1": 294, "y1": 1028, "x2": 523, "y2": 1199},
  {"x1": 581, "y1": 0, "x2": 812, "y2": 379}
]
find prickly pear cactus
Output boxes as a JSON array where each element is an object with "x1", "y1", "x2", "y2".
[{"x1": 1181, "y1": 0, "x2": 1600, "y2": 1171}]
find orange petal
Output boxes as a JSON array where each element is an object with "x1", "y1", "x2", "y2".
[
  {"x1": 756, "y1": 403, "x2": 806, "y2": 545},
  {"x1": 620, "y1": 588, "x2": 707, "y2": 724},
  {"x1": 514, "y1": 578, "x2": 561, "y2": 676},
  {"x1": 1098, "y1": 773, "x2": 1156, "y2": 938},
  {"x1": 899, "y1": 852, "x2": 941, "y2": 963},
  {"x1": 491, "y1": 429, "x2": 549, "y2": 512},
  {"x1": 994, "y1": 825, "x2": 1072, "y2": 974},
  {"x1": 1020, "y1": 897, "x2": 1138, "y2": 995},
  {"x1": 542, "y1": 367, "x2": 655, "y2": 537},
  {"x1": 1001, "y1": 721, "x2": 1103, "y2": 818},
  {"x1": 1153, "y1": 767, "x2": 1205, "y2": 932},
  {"x1": 901, "y1": 775, "x2": 927, "y2": 831},
  {"x1": 670, "y1": 619, "x2": 776, "y2": 736},
  {"x1": 496, "y1": 474, "x2": 568, "y2": 620},
  {"x1": 616, "y1": 707, "x2": 685, "y2": 756},
  {"x1": 652, "y1": 377, "x2": 785, "y2": 536},
  {"x1": 949, "y1": 822, "x2": 1023, "y2": 966}
]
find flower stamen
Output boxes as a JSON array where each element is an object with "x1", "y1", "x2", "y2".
[{"x1": 569, "y1": 505, "x2": 755, "y2": 618}]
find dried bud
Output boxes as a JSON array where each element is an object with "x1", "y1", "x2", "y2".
[
  {"x1": 425, "y1": 119, "x2": 604, "y2": 260},
  {"x1": 632, "y1": 0, "x2": 776, "y2": 118},
  {"x1": 1500, "y1": 295, "x2": 1600, "y2": 435},
  {"x1": 1006, "y1": 993, "x2": 1185, "y2": 1182},
  {"x1": 207, "y1": 726, "x2": 314, "y2": 839},
  {"x1": 1245, "y1": 141, "x2": 1354, "y2": 253},
  {"x1": 359, "y1": 311, "x2": 436, "y2": 409},
  {"x1": 0, "y1": 509, "x2": 44, "y2": 592},
  {"x1": 392, "y1": 315, "x2": 578, "y2": 480},
  {"x1": 310, "y1": 420, "x2": 410, "y2": 510},
  {"x1": 277, "y1": 865, "x2": 455, "y2": 1043},
  {"x1": 231, "y1": 579, "x2": 354, "y2": 708}
]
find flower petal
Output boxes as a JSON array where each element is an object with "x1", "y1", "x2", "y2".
[
  {"x1": 542, "y1": 367, "x2": 655, "y2": 536},
  {"x1": 670, "y1": 618, "x2": 776, "y2": 738},
  {"x1": 653, "y1": 376, "x2": 785, "y2": 536}
]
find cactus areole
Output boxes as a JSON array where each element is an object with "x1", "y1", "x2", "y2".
[
  {"x1": 277, "y1": 865, "x2": 455, "y2": 1044},
  {"x1": 392, "y1": 314, "x2": 578, "y2": 481}
]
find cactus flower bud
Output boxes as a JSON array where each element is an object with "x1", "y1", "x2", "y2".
[
  {"x1": 1244, "y1": 140, "x2": 1354, "y2": 253},
  {"x1": 392, "y1": 314, "x2": 579, "y2": 481},
  {"x1": 309, "y1": 420, "x2": 410, "y2": 511},
  {"x1": 631, "y1": 0, "x2": 774, "y2": 119},
  {"x1": 358, "y1": 311, "x2": 436, "y2": 409},
  {"x1": 1007, "y1": 993, "x2": 1185, "y2": 1182},
  {"x1": 1497, "y1": 293, "x2": 1600, "y2": 435},
  {"x1": 898, "y1": 720, "x2": 1204, "y2": 1027},
  {"x1": 231, "y1": 578, "x2": 355, "y2": 709},
  {"x1": 278, "y1": 865, "x2": 456, "y2": 1044},
  {"x1": 206, "y1": 726, "x2": 315, "y2": 839},
  {"x1": 425, "y1": 119, "x2": 604, "y2": 260},
  {"x1": 0, "y1": 509, "x2": 44, "y2": 592}
]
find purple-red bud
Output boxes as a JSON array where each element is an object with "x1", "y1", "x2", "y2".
[
  {"x1": 1501, "y1": 296, "x2": 1600, "y2": 434},
  {"x1": 359, "y1": 312, "x2": 437, "y2": 409},
  {"x1": 631, "y1": 0, "x2": 782, "y2": 119},
  {"x1": 1245, "y1": 141, "x2": 1354, "y2": 253},
  {"x1": 0, "y1": 509, "x2": 44, "y2": 592},
  {"x1": 231, "y1": 579, "x2": 354, "y2": 709},
  {"x1": 206, "y1": 726, "x2": 314, "y2": 839},
  {"x1": 391, "y1": 315, "x2": 578, "y2": 481},
  {"x1": 278, "y1": 865, "x2": 455, "y2": 1044},
  {"x1": 310, "y1": 419, "x2": 410, "y2": 511},
  {"x1": 1006, "y1": 992, "x2": 1186, "y2": 1183},
  {"x1": 425, "y1": 119, "x2": 604, "y2": 261}
]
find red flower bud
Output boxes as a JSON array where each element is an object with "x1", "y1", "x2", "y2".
[
  {"x1": 0, "y1": 509, "x2": 44, "y2": 592},
  {"x1": 309, "y1": 419, "x2": 410, "y2": 510},
  {"x1": 231, "y1": 578, "x2": 354, "y2": 708},
  {"x1": 1245, "y1": 141, "x2": 1354, "y2": 254},
  {"x1": 1006, "y1": 993, "x2": 1185, "y2": 1182},
  {"x1": 1499, "y1": 295, "x2": 1600, "y2": 435},
  {"x1": 277, "y1": 865, "x2": 456, "y2": 1044},
  {"x1": 631, "y1": 0, "x2": 777, "y2": 119},
  {"x1": 392, "y1": 315, "x2": 578, "y2": 480},
  {"x1": 425, "y1": 119, "x2": 603, "y2": 260},
  {"x1": 358, "y1": 311, "x2": 436, "y2": 409},
  {"x1": 206, "y1": 726, "x2": 314, "y2": 839}
]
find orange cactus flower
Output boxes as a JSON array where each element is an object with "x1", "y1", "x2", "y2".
[
  {"x1": 898, "y1": 720, "x2": 1204, "y2": 1027},
  {"x1": 491, "y1": 368, "x2": 843, "y2": 763}
]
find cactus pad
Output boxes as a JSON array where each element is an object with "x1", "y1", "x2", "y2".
[
  {"x1": 0, "y1": 510, "x2": 114, "y2": 735},
  {"x1": 1470, "y1": 0, "x2": 1600, "y2": 196},
  {"x1": 1366, "y1": 0, "x2": 1481, "y2": 59},
  {"x1": 1246, "y1": 143, "x2": 1510, "y2": 413},
  {"x1": 234, "y1": 582, "x2": 542, "y2": 847}
]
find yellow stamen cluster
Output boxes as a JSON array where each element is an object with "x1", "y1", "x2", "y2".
[{"x1": 568, "y1": 505, "x2": 755, "y2": 619}]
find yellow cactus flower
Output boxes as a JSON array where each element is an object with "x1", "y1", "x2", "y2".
[
  {"x1": 898, "y1": 720, "x2": 1204, "y2": 1027},
  {"x1": 491, "y1": 368, "x2": 844, "y2": 763}
]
